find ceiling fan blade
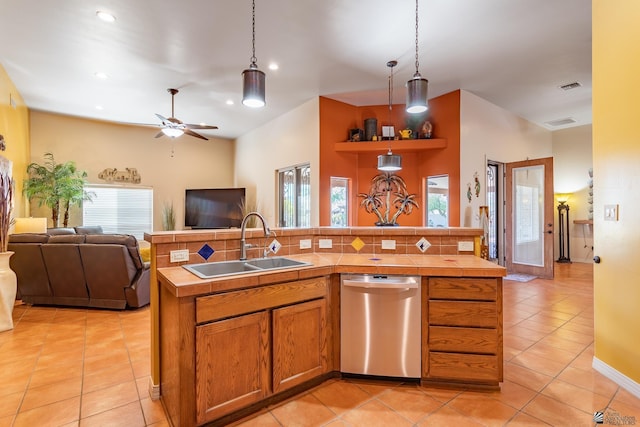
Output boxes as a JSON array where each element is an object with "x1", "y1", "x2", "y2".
[
  {"x1": 154, "y1": 131, "x2": 165, "y2": 138},
  {"x1": 184, "y1": 129, "x2": 209, "y2": 140},
  {"x1": 185, "y1": 123, "x2": 219, "y2": 130},
  {"x1": 155, "y1": 113, "x2": 169, "y2": 124}
]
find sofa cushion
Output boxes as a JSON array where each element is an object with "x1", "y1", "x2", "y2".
[
  {"x1": 74, "y1": 225, "x2": 104, "y2": 234},
  {"x1": 48, "y1": 234, "x2": 86, "y2": 244},
  {"x1": 47, "y1": 228, "x2": 77, "y2": 235},
  {"x1": 84, "y1": 234, "x2": 143, "y2": 270},
  {"x1": 9, "y1": 233, "x2": 49, "y2": 243}
]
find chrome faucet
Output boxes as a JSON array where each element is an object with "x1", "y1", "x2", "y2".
[{"x1": 239, "y1": 212, "x2": 271, "y2": 261}]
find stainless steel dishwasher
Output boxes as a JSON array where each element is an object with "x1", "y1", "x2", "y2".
[{"x1": 340, "y1": 274, "x2": 421, "y2": 378}]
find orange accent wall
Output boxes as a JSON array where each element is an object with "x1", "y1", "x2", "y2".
[{"x1": 319, "y1": 91, "x2": 461, "y2": 226}]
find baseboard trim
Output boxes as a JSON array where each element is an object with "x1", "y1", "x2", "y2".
[
  {"x1": 148, "y1": 376, "x2": 161, "y2": 401},
  {"x1": 592, "y1": 356, "x2": 640, "y2": 399}
]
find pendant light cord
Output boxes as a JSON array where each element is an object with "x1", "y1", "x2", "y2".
[
  {"x1": 251, "y1": 0, "x2": 257, "y2": 65},
  {"x1": 414, "y1": 0, "x2": 420, "y2": 77}
]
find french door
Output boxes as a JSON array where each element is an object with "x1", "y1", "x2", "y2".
[{"x1": 505, "y1": 157, "x2": 555, "y2": 279}]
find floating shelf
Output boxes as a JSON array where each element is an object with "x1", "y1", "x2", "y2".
[
  {"x1": 334, "y1": 138, "x2": 447, "y2": 153},
  {"x1": 573, "y1": 219, "x2": 593, "y2": 225}
]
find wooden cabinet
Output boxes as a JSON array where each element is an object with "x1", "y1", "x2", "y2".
[
  {"x1": 273, "y1": 298, "x2": 328, "y2": 393},
  {"x1": 195, "y1": 312, "x2": 269, "y2": 425},
  {"x1": 191, "y1": 276, "x2": 330, "y2": 424},
  {"x1": 423, "y1": 277, "x2": 503, "y2": 388}
]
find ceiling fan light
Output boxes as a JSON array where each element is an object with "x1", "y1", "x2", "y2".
[
  {"x1": 406, "y1": 74, "x2": 429, "y2": 114},
  {"x1": 242, "y1": 64, "x2": 265, "y2": 108},
  {"x1": 162, "y1": 127, "x2": 184, "y2": 138},
  {"x1": 377, "y1": 152, "x2": 402, "y2": 172}
]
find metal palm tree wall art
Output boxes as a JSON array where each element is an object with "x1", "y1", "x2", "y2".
[{"x1": 359, "y1": 172, "x2": 419, "y2": 226}]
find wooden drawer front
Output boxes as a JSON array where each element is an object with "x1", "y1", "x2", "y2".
[
  {"x1": 196, "y1": 277, "x2": 327, "y2": 324},
  {"x1": 429, "y1": 301, "x2": 497, "y2": 328},
  {"x1": 429, "y1": 278, "x2": 497, "y2": 301},
  {"x1": 429, "y1": 326, "x2": 497, "y2": 354},
  {"x1": 429, "y1": 352, "x2": 499, "y2": 382}
]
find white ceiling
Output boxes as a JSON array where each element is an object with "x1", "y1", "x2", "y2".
[{"x1": 0, "y1": 0, "x2": 592, "y2": 140}]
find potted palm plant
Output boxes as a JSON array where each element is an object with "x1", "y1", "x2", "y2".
[
  {"x1": 23, "y1": 152, "x2": 93, "y2": 228},
  {"x1": 0, "y1": 162, "x2": 16, "y2": 331}
]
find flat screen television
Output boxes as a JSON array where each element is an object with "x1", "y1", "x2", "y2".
[{"x1": 185, "y1": 188, "x2": 246, "y2": 229}]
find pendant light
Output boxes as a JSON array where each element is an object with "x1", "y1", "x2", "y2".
[
  {"x1": 406, "y1": 0, "x2": 428, "y2": 114},
  {"x1": 378, "y1": 60, "x2": 402, "y2": 172},
  {"x1": 242, "y1": 0, "x2": 265, "y2": 108}
]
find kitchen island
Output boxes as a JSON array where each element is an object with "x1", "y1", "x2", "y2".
[{"x1": 154, "y1": 248, "x2": 505, "y2": 427}]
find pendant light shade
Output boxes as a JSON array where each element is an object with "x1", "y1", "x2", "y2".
[
  {"x1": 377, "y1": 150, "x2": 402, "y2": 171},
  {"x1": 242, "y1": 63, "x2": 265, "y2": 108},
  {"x1": 378, "y1": 60, "x2": 402, "y2": 172},
  {"x1": 242, "y1": 0, "x2": 265, "y2": 108},
  {"x1": 406, "y1": 0, "x2": 428, "y2": 114},
  {"x1": 406, "y1": 73, "x2": 428, "y2": 114}
]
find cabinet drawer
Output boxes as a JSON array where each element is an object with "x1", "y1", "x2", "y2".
[
  {"x1": 429, "y1": 326, "x2": 497, "y2": 354},
  {"x1": 429, "y1": 278, "x2": 497, "y2": 301},
  {"x1": 428, "y1": 352, "x2": 499, "y2": 383},
  {"x1": 429, "y1": 301, "x2": 497, "y2": 328},
  {"x1": 196, "y1": 276, "x2": 327, "y2": 324}
]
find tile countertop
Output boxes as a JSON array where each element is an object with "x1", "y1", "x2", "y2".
[{"x1": 157, "y1": 254, "x2": 506, "y2": 298}]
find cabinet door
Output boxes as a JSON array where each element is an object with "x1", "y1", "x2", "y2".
[
  {"x1": 273, "y1": 298, "x2": 328, "y2": 393},
  {"x1": 195, "y1": 311, "x2": 269, "y2": 424}
]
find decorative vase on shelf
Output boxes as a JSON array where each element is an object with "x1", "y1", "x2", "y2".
[{"x1": 0, "y1": 251, "x2": 17, "y2": 332}]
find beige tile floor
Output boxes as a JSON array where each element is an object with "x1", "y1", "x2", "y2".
[{"x1": 1, "y1": 262, "x2": 639, "y2": 426}]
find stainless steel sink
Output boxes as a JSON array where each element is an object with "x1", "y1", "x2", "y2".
[
  {"x1": 245, "y1": 257, "x2": 310, "y2": 270},
  {"x1": 182, "y1": 257, "x2": 311, "y2": 279}
]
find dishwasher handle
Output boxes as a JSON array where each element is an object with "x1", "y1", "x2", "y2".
[{"x1": 342, "y1": 278, "x2": 419, "y2": 290}]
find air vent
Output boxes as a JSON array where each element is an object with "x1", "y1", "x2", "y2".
[
  {"x1": 545, "y1": 118, "x2": 577, "y2": 127},
  {"x1": 559, "y1": 82, "x2": 582, "y2": 90}
]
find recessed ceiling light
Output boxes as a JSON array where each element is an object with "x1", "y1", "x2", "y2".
[
  {"x1": 95, "y1": 105, "x2": 104, "y2": 110},
  {"x1": 268, "y1": 62, "x2": 279, "y2": 71},
  {"x1": 226, "y1": 99, "x2": 234, "y2": 105},
  {"x1": 96, "y1": 11, "x2": 116, "y2": 23},
  {"x1": 94, "y1": 72, "x2": 109, "y2": 79}
]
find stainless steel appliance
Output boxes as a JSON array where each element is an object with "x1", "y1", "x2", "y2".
[{"x1": 340, "y1": 274, "x2": 422, "y2": 378}]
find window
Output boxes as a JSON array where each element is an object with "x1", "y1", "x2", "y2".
[
  {"x1": 83, "y1": 184, "x2": 153, "y2": 239},
  {"x1": 425, "y1": 175, "x2": 449, "y2": 227},
  {"x1": 330, "y1": 177, "x2": 349, "y2": 227},
  {"x1": 278, "y1": 164, "x2": 310, "y2": 227}
]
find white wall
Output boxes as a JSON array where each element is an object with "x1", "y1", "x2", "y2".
[
  {"x1": 460, "y1": 90, "x2": 553, "y2": 227},
  {"x1": 552, "y1": 125, "x2": 593, "y2": 263},
  {"x1": 29, "y1": 111, "x2": 235, "y2": 230},
  {"x1": 235, "y1": 98, "x2": 320, "y2": 227}
]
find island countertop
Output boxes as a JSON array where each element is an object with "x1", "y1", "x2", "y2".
[{"x1": 157, "y1": 253, "x2": 506, "y2": 298}]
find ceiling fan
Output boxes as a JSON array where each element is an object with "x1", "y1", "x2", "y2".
[{"x1": 155, "y1": 88, "x2": 218, "y2": 140}]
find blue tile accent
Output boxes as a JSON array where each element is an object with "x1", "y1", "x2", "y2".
[{"x1": 198, "y1": 244, "x2": 215, "y2": 260}]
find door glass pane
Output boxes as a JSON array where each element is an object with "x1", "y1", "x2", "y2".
[
  {"x1": 426, "y1": 175, "x2": 448, "y2": 227},
  {"x1": 330, "y1": 177, "x2": 349, "y2": 227},
  {"x1": 513, "y1": 165, "x2": 544, "y2": 266},
  {"x1": 487, "y1": 163, "x2": 499, "y2": 261}
]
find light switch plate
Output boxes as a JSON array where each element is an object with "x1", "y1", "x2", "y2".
[
  {"x1": 381, "y1": 239, "x2": 396, "y2": 250},
  {"x1": 318, "y1": 239, "x2": 333, "y2": 249},
  {"x1": 299, "y1": 239, "x2": 312, "y2": 250},
  {"x1": 170, "y1": 249, "x2": 189, "y2": 262},
  {"x1": 458, "y1": 241, "x2": 474, "y2": 251},
  {"x1": 604, "y1": 204, "x2": 619, "y2": 221}
]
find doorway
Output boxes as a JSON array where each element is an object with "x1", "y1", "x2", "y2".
[
  {"x1": 486, "y1": 161, "x2": 504, "y2": 265},
  {"x1": 505, "y1": 157, "x2": 555, "y2": 279}
]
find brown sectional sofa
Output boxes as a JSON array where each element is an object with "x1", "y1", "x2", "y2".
[{"x1": 8, "y1": 230, "x2": 150, "y2": 309}]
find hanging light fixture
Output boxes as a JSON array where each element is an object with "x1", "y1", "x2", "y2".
[
  {"x1": 406, "y1": 0, "x2": 428, "y2": 114},
  {"x1": 242, "y1": 0, "x2": 265, "y2": 108},
  {"x1": 378, "y1": 60, "x2": 402, "y2": 172}
]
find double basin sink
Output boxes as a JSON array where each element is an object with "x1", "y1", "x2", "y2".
[{"x1": 183, "y1": 257, "x2": 311, "y2": 279}]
